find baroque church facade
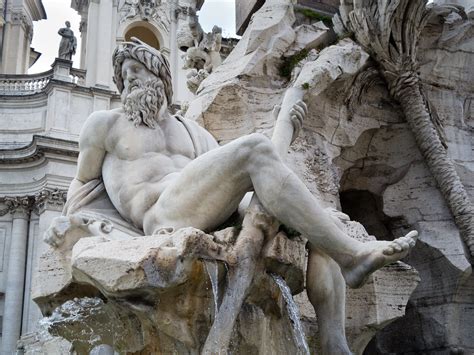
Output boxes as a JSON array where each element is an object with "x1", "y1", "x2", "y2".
[{"x1": 0, "y1": 0, "x2": 204, "y2": 352}]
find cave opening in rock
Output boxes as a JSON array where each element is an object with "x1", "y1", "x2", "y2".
[{"x1": 340, "y1": 189, "x2": 405, "y2": 241}]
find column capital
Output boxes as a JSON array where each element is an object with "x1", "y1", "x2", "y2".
[
  {"x1": 79, "y1": 19, "x2": 88, "y2": 33},
  {"x1": 34, "y1": 188, "x2": 68, "y2": 215},
  {"x1": 1, "y1": 196, "x2": 33, "y2": 219}
]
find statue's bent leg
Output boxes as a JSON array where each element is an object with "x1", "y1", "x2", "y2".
[
  {"x1": 142, "y1": 133, "x2": 261, "y2": 235},
  {"x1": 144, "y1": 133, "x2": 417, "y2": 288},
  {"x1": 307, "y1": 246, "x2": 351, "y2": 355}
]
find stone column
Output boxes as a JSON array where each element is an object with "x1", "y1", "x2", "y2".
[
  {"x1": 1, "y1": 196, "x2": 32, "y2": 355},
  {"x1": 21, "y1": 188, "x2": 67, "y2": 334},
  {"x1": 85, "y1": 0, "x2": 115, "y2": 89},
  {"x1": 0, "y1": 9, "x2": 33, "y2": 74},
  {"x1": 96, "y1": 0, "x2": 114, "y2": 88},
  {"x1": 85, "y1": 0, "x2": 99, "y2": 87}
]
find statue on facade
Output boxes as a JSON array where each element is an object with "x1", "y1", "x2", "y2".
[{"x1": 57, "y1": 21, "x2": 77, "y2": 60}]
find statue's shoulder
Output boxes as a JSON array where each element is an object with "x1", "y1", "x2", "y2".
[
  {"x1": 85, "y1": 108, "x2": 122, "y2": 128},
  {"x1": 80, "y1": 108, "x2": 123, "y2": 146},
  {"x1": 173, "y1": 115, "x2": 219, "y2": 154}
]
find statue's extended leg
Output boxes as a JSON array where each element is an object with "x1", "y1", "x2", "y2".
[
  {"x1": 143, "y1": 133, "x2": 417, "y2": 288},
  {"x1": 307, "y1": 247, "x2": 351, "y2": 355}
]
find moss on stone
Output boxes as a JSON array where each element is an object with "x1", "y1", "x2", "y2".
[
  {"x1": 296, "y1": 7, "x2": 332, "y2": 26},
  {"x1": 279, "y1": 49, "x2": 309, "y2": 79}
]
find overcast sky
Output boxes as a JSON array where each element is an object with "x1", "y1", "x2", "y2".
[{"x1": 29, "y1": 0, "x2": 237, "y2": 73}]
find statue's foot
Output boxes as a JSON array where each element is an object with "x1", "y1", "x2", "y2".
[{"x1": 341, "y1": 231, "x2": 418, "y2": 288}]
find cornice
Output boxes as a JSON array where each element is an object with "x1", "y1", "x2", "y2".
[
  {"x1": 0, "y1": 135, "x2": 79, "y2": 165},
  {"x1": 71, "y1": 0, "x2": 90, "y2": 14},
  {"x1": 43, "y1": 79, "x2": 120, "y2": 98},
  {"x1": 25, "y1": 0, "x2": 47, "y2": 21}
]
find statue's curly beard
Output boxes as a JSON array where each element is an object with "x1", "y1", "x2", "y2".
[{"x1": 122, "y1": 79, "x2": 165, "y2": 129}]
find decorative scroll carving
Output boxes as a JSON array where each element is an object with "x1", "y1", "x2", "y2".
[
  {"x1": 9, "y1": 10, "x2": 33, "y2": 42},
  {"x1": 0, "y1": 188, "x2": 67, "y2": 218},
  {"x1": 10, "y1": 11, "x2": 30, "y2": 28},
  {"x1": 174, "y1": 5, "x2": 190, "y2": 20},
  {"x1": 0, "y1": 196, "x2": 34, "y2": 218},
  {"x1": 79, "y1": 19, "x2": 87, "y2": 33},
  {"x1": 34, "y1": 188, "x2": 68, "y2": 215},
  {"x1": 119, "y1": 0, "x2": 163, "y2": 23}
]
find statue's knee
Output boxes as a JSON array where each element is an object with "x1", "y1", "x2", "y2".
[{"x1": 244, "y1": 133, "x2": 274, "y2": 156}]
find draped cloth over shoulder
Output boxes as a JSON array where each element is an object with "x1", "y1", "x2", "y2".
[
  {"x1": 175, "y1": 115, "x2": 216, "y2": 157},
  {"x1": 63, "y1": 116, "x2": 210, "y2": 235}
]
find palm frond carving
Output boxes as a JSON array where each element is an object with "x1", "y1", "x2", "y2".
[{"x1": 335, "y1": 0, "x2": 474, "y2": 259}]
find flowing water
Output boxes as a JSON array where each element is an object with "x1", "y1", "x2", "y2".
[
  {"x1": 271, "y1": 273, "x2": 311, "y2": 355},
  {"x1": 204, "y1": 260, "x2": 219, "y2": 319}
]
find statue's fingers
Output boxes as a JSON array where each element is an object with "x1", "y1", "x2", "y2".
[
  {"x1": 291, "y1": 109, "x2": 305, "y2": 124},
  {"x1": 272, "y1": 104, "x2": 281, "y2": 119},
  {"x1": 292, "y1": 103, "x2": 306, "y2": 117},
  {"x1": 291, "y1": 112, "x2": 303, "y2": 124},
  {"x1": 291, "y1": 115, "x2": 302, "y2": 131},
  {"x1": 296, "y1": 100, "x2": 308, "y2": 115}
]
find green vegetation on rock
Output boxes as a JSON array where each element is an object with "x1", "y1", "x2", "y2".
[
  {"x1": 296, "y1": 7, "x2": 332, "y2": 26},
  {"x1": 279, "y1": 49, "x2": 309, "y2": 79}
]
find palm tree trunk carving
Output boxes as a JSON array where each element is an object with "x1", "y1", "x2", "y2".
[{"x1": 335, "y1": 0, "x2": 474, "y2": 259}]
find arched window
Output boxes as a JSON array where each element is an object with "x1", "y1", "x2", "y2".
[{"x1": 125, "y1": 25, "x2": 160, "y2": 49}]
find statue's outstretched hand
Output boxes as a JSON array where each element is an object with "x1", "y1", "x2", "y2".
[
  {"x1": 44, "y1": 215, "x2": 77, "y2": 248},
  {"x1": 44, "y1": 214, "x2": 113, "y2": 248},
  {"x1": 290, "y1": 100, "x2": 307, "y2": 142}
]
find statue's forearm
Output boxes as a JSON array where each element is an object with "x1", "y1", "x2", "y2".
[
  {"x1": 272, "y1": 87, "x2": 304, "y2": 156},
  {"x1": 67, "y1": 178, "x2": 85, "y2": 200}
]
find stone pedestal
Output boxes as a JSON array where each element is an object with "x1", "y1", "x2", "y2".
[{"x1": 52, "y1": 58, "x2": 73, "y2": 82}]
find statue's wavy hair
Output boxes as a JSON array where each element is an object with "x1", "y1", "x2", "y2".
[{"x1": 113, "y1": 37, "x2": 173, "y2": 106}]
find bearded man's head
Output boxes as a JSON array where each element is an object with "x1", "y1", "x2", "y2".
[{"x1": 112, "y1": 38, "x2": 173, "y2": 128}]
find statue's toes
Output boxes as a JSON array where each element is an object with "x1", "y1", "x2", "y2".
[{"x1": 383, "y1": 245, "x2": 395, "y2": 255}]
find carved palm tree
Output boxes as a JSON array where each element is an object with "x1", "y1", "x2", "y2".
[{"x1": 335, "y1": 0, "x2": 474, "y2": 258}]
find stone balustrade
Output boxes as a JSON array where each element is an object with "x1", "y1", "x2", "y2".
[
  {"x1": 0, "y1": 61, "x2": 88, "y2": 96},
  {"x1": 70, "y1": 68, "x2": 86, "y2": 86},
  {"x1": 0, "y1": 70, "x2": 53, "y2": 95}
]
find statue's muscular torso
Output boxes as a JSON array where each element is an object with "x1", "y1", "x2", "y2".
[{"x1": 74, "y1": 107, "x2": 218, "y2": 229}]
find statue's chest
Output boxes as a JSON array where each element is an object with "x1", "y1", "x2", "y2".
[
  {"x1": 111, "y1": 123, "x2": 194, "y2": 160},
  {"x1": 111, "y1": 127, "x2": 166, "y2": 160}
]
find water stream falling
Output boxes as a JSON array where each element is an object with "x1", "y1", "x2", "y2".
[
  {"x1": 204, "y1": 260, "x2": 219, "y2": 319},
  {"x1": 271, "y1": 273, "x2": 311, "y2": 355}
]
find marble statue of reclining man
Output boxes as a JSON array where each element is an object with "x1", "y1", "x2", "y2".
[{"x1": 65, "y1": 38, "x2": 417, "y2": 354}]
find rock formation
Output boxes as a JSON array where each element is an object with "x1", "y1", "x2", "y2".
[{"x1": 34, "y1": 0, "x2": 472, "y2": 354}]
